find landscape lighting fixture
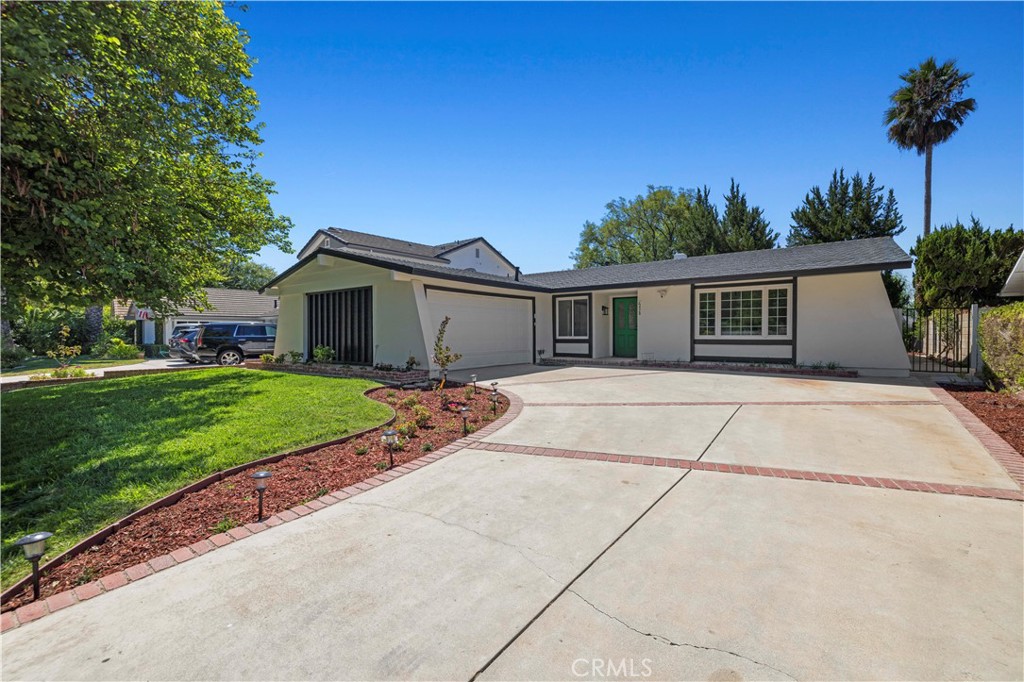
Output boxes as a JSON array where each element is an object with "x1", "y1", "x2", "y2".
[
  {"x1": 382, "y1": 429, "x2": 399, "y2": 469},
  {"x1": 490, "y1": 389, "x2": 499, "y2": 416},
  {"x1": 14, "y1": 531, "x2": 52, "y2": 601},
  {"x1": 250, "y1": 471, "x2": 272, "y2": 522},
  {"x1": 460, "y1": 406, "x2": 471, "y2": 434},
  {"x1": 470, "y1": 374, "x2": 478, "y2": 393}
]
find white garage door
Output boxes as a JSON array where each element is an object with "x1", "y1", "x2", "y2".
[{"x1": 426, "y1": 289, "x2": 533, "y2": 368}]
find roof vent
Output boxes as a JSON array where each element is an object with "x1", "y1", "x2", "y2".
[{"x1": 673, "y1": 252, "x2": 688, "y2": 260}]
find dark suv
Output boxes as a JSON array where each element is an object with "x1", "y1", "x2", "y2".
[{"x1": 188, "y1": 323, "x2": 277, "y2": 365}]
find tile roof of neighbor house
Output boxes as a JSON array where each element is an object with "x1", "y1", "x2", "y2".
[
  {"x1": 170, "y1": 288, "x2": 279, "y2": 317},
  {"x1": 264, "y1": 234, "x2": 911, "y2": 294}
]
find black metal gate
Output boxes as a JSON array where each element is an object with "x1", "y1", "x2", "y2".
[
  {"x1": 307, "y1": 287, "x2": 373, "y2": 364},
  {"x1": 899, "y1": 307, "x2": 975, "y2": 373}
]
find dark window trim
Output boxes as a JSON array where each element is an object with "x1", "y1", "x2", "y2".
[
  {"x1": 693, "y1": 277, "x2": 795, "y2": 290},
  {"x1": 423, "y1": 285, "x2": 537, "y2": 364},
  {"x1": 690, "y1": 279, "x2": 800, "y2": 363},
  {"x1": 691, "y1": 355, "x2": 797, "y2": 364},
  {"x1": 552, "y1": 293, "x2": 593, "y2": 358}
]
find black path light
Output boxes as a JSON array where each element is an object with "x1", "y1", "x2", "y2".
[
  {"x1": 470, "y1": 374, "x2": 478, "y2": 393},
  {"x1": 14, "y1": 531, "x2": 52, "y2": 601},
  {"x1": 460, "y1": 406, "x2": 471, "y2": 434},
  {"x1": 382, "y1": 429, "x2": 399, "y2": 469},
  {"x1": 490, "y1": 388, "x2": 499, "y2": 416},
  {"x1": 250, "y1": 471, "x2": 272, "y2": 522}
]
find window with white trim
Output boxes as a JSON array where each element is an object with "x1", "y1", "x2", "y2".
[
  {"x1": 695, "y1": 284, "x2": 792, "y2": 339},
  {"x1": 556, "y1": 297, "x2": 589, "y2": 339}
]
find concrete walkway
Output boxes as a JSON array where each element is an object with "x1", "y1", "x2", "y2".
[
  {"x1": 0, "y1": 358, "x2": 211, "y2": 385},
  {"x1": 3, "y1": 367, "x2": 1021, "y2": 680}
]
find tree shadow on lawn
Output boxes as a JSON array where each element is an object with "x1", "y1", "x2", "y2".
[{"x1": 0, "y1": 369, "x2": 388, "y2": 585}]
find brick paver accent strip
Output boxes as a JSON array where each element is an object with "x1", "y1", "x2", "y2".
[
  {"x1": 930, "y1": 386, "x2": 1023, "y2": 488},
  {"x1": 523, "y1": 400, "x2": 939, "y2": 407},
  {"x1": 0, "y1": 388, "x2": 527, "y2": 633},
  {"x1": 472, "y1": 441, "x2": 1024, "y2": 502}
]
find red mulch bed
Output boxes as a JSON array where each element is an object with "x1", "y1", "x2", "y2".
[
  {"x1": 945, "y1": 386, "x2": 1024, "y2": 455},
  {"x1": 2, "y1": 385, "x2": 507, "y2": 610}
]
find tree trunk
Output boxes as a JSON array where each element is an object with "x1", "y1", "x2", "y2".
[
  {"x1": 84, "y1": 305, "x2": 103, "y2": 352},
  {"x1": 923, "y1": 145, "x2": 933, "y2": 237}
]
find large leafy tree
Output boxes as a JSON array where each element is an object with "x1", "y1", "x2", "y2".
[
  {"x1": 1, "y1": 2, "x2": 293, "y2": 312},
  {"x1": 212, "y1": 260, "x2": 278, "y2": 291},
  {"x1": 572, "y1": 186, "x2": 691, "y2": 267},
  {"x1": 884, "y1": 57, "x2": 976, "y2": 237},
  {"x1": 788, "y1": 169, "x2": 904, "y2": 246},
  {"x1": 572, "y1": 182, "x2": 775, "y2": 268},
  {"x1": 719, "y1": 180, "x2": 777, "y2": 252},
  {"x1": 912, "y1": 217, "x2": 1023, "y2": 307}
]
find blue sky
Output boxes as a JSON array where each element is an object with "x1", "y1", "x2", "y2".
[{"x1": 234, "y1": 2, "x2": 1024, "y2": 276}]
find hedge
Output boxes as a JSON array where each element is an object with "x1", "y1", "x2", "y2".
[{"x1": 980, "y1": 302, "x2": 1024, "y2": 392}]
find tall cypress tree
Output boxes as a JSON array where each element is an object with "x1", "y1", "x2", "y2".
[
  {"x1": 788, "y1": 169, "x2": 904, "y2": 246},
  {"x1": 720, "y1": 179, "x2": 778, "y2": 252}
]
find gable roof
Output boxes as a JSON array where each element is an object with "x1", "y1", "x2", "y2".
[
  {"x1": 263, "y1": 237, "x2": 911, "y2": 294},
  {"x1": 325, "y1": 228, "x2": 477, "y2": 260}
]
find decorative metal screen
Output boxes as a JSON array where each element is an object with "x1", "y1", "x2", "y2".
[{"x1": 307, "y1": 287, "x2": 373, "y2": 364}]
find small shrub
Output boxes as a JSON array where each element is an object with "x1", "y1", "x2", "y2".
[
  {"x1": 355, "y1": 445, "x2": 368, "y2": 456},
  {"x1": 260, "y1": 354, "x2": 276, "y2": 364},
  {"x1": 312, "y1": 344, "x2": 335, "y2": 363},
  {"x1": 412, "y1": 404, "x2": 431, "y2": 428},
  {"x1": 405, "y1": 356, "x2": 420, "y2": 371},
  {"x1": 432, "y1": 316, "x2": 462, "y2": 389},
  {"x1": 386, "y1": 389, "x2": 396, "y2": 398},
  {"x1": 421, "y1": 441, "x2": 434, "y2": 452},
  {"x1": 103, "y1": 337, "x2": 142, "y2": 360},
  {"x1": 46, "y1": 325, "x2": 81, "y2": 367},
  {"x1": 463, "y1": 386, "x2": 474, "y2": 401},
  {"x1": 275, "y1": 353, "x2": 287, "y2": 363},
  {"x1": 374, "y1": 461, "x2": 389, "y2": 471},
  {"x1": 397, "y1": 420, "x2": 418, "y2": 438},
  {"x1": 980, "y1": 302, "x2": 1024, "y2": 392},
  {"x1": 287, "y1": 350, "x2": 304, "y2": 364},
  {"x1": 210, "y1": 516, "x2": 240, "y2": 534},
  {"x1": 826, "y1": 361, "x2": 840, "y2": 370},
  {"x1": 399, "y1": 393, "x2": 420, "y2": 408},
  {"x1": 50, "y1": 366, "x2": 89, "y2": 379},
  {"x1": 374, "y1": 362, "x2": 396, "y2": 372}
]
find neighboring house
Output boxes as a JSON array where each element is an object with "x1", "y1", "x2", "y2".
[
  {"x1": 998, "y1": 248, "x2": 1024, "y2": 298},
  {"x1": 114, "y1": 288, "x2": 279, "y2": 345},
  {"x1": 263, "y1": 228, "x2": 913, "y2": 376}
]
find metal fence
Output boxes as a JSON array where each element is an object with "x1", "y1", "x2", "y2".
[{"x1": 897, "y1": 305, "x2": 979, "y2": 374}]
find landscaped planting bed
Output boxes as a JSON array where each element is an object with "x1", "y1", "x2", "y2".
[
  {"x1": 945, "y1": 387, "x2": 1024, "y2": 455},
  {"x1": 1, "y1": 384, "x2": 507, "y2": 610}
]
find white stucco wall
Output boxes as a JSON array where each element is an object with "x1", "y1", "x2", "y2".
[
  {"x1": 637, "y1": 285, "x2": 691, "y2": 362},
  {"x1": 443, "y1": 242, "x2": 516, "y2": 277},
  {"x1": 796, "y1": 271, "x2": 910, "y2": 376},
  {"x1": 270, "y1": 259, "x2": 426, "y2": 367}
]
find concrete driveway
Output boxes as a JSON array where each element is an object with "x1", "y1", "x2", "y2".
[{"x1": 3, "y1": 367, "x2": 1021, "y2": 681}]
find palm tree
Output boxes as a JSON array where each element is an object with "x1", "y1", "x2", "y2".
[{"x1": 884, "y1": 57, "x2": 976, "y2": 237}]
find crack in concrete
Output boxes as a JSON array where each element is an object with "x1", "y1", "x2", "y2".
[
  {"x1": 567, "y1": 589, "x2": 797, "y2": 681},
  {"x1": 348, "y1": 500, "x2": 562, "y2": 584}
]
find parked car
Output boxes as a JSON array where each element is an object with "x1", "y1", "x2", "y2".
[
  {"x1": 168, "y1": 326, "x2": 199, "y2": 361},
  {"x1": 186, "y1": 323, "x2": 277, "y2": 365},
  {"x1": 170, "y1": 329, "x2": 200, "y2": 362}
]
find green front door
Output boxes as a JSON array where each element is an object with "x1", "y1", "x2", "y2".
[{"x1": 613, "y1": 297, "x2": 638, "y2": 358}]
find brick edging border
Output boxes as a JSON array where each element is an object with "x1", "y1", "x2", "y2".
[
  {"x1": 0, "y1": 389, "x2": 525, "y2": 634},
  {"x1": 929, "y1": 385, "x2": 1024, "y2": 488}
]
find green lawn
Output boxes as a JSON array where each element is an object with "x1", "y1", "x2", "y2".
[
  {"x1": 0, "y1": 368, "x2": 391, "y2": 588},
  {"x1": 0, "y1": 354, "x2": 146, "y2": 377}
]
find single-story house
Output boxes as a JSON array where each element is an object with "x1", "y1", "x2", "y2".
[
  {"x1": 261, "y1": 228, "x2": 913, "y2": 377},
  {"x1": 115, "y1": 288, "x2": 279, "y2": 345}
]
